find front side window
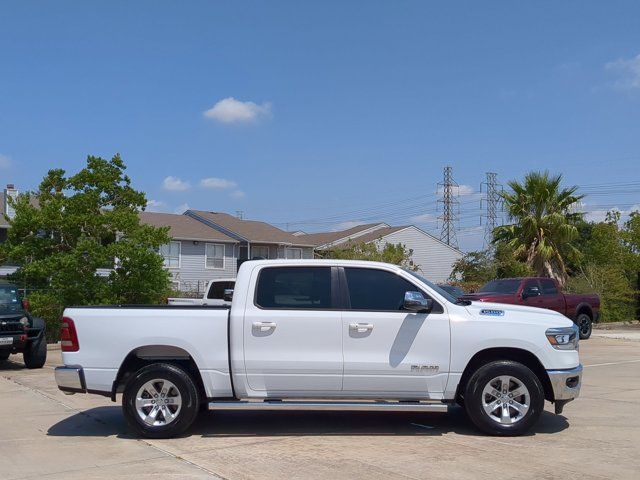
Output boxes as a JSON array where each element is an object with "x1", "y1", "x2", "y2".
[
  {"x1": 285, "y1": 247, "x2": 303, "y2": 259},
  {"x1": 159, "y1": 241, "x2": 181, "y2": 268},
  {"x1": 256, "y1": 267, "x2": 331, "y2": 309},
  {"x1": 540, "y1": 279, "x2": 558, "y2": 294},
  {"x1": 205, "y1": 243, "x2": 225, "y2": 269},
  {"x1": 345, "y1": 267, "x2": 425, "y2": 311}
]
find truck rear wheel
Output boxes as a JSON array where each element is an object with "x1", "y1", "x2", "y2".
[
  {"x1": 576, "y1": 313, "x2": 592, "y2": 340},
  {"x1": 463, "y1": 360, "x2": 544, "y2": 436},
  {"x1": 122, "y1": 363, "x2": 200, "y2": 439},
  {"x1": 23, "y1": 337, "x2": 47, "y2": 369}
]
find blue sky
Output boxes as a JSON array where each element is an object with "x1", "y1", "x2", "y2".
[{"x1": 1, "y1": 1, "x2": 639, "y2": 250}]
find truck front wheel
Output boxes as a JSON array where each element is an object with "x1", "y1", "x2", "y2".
[
  {"x1": 122, "y1": 363, "x2": 200, "y2": 439},
  {"x1": 463, "y1": 360, "x2": 544, "y2": 436},
  {"x1": 23, "y1": 337, "x2": 47, "y2": 369}
]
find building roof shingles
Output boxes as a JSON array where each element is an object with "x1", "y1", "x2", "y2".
[
  {"x1": 188, "y1": 211, "x2": 315, "y2": 246},
  {"x1": 297, "y1": 223, "x2": 384, "y2": 246},
  {"x1": 139, "y1": 212, "x2": 237, "y2": 243}
]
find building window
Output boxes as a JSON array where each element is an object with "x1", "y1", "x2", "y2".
[
  {"x1": 159, "y1": 241, "x2": 181, "y2": 269},
  {"x1": 251, "y1": 245, "x2": 270, "y2": 259},
  {"x1": 205, "y1": 243, "x2": 225, "y2": 269},
  {"x1": 285, "y1": 247, "x2": 303, "y2": 259}
]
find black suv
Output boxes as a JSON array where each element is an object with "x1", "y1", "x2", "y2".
[{"x1": 0, "y1": 283, "x2": 47, "y2": 369}]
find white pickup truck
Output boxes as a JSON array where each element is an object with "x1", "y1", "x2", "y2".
[
  {"x1": 55, "y1": 260, "x2": 582, "y2": 438},
  {"x1": 167, "y1": 279, "x2": 235, "y2": 306}
]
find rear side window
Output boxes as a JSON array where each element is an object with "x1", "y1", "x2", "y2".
[
  {"x1": 207, "y1": 281, "x2": 235, "y2": 300},
  {"x1": 345, "y1": 268, "x2": 426, "y2": 311},
  {"x1": 539, "y1": 279, "x2": 558, "y2": 294},
  {"x1": 256, "y1": 267, "x2": 331, "y2": 309}
]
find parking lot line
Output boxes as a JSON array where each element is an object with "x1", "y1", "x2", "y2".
[{"x1": 583, "y1": 359, "x2": 640, "y2": 368}]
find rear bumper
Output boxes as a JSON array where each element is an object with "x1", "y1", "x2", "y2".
[
  {"x1": 54, "y1": 365, "x2": 86, "y2": 395},
  {"x1": 547, "y1": 364, "x2": 582, "y2": 401}
]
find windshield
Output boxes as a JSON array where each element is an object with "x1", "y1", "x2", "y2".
[
  {"x1": 0, "y1": 285, "x2": 22, "y2": 315},
  {"x1": 479, "y1": 279, "x2": 521, "y2": 294},
  {"x1": 403, "y1": 269, "x2": 460, "y2": 304}
]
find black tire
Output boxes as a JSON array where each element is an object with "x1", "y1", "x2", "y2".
[
  {"x1": 23, "y1": 337, "x2": 47, "y2": 369},
  {"x1": 122, "y1": 363, "x2": 200, "y2": 439},
  {"x1": 0, "y1": 351, "x2": 10, "y2": 362},
  {"x1": 576, "y1": 313, "x2": 592, "y2": 340},
  {"x1": 463, "y1": 360, "x2": 545, "y2": 436}
]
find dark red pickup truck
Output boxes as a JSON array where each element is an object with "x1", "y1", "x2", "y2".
[{"x1": 461, "y1": 277, "x2": 600, "y2": 339}]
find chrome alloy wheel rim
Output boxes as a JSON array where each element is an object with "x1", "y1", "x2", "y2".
[
  {"x1": 579, "y1": 316, "x2": 591, "y2": 336},
  {"x1": 135, "y1": 379, "x2": 182, "y2": 426},
  {"x1": 481, "y1": 375, "x2": 530, "y2": 425}
]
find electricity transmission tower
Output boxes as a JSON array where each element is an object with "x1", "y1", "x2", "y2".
[
  {"x1": 437, "y1": 166, "x2": 459, "y2": 249},
  {"x1": 480, "y1": 172, "x2": 503, "y2": 248}
]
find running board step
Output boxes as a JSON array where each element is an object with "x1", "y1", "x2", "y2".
[{"x1": 208, "y1": 400, "x2": 449, "y2": 412}]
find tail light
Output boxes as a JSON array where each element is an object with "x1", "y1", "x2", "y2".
[
  {"x1": 60, "y1": 317, "x2": 79, "y2": 352},
  {"x1": 22, "y1": 299, "x2": 30, "y2": 311}
]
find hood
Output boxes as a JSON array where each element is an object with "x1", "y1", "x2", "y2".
[{"x1": 464, "y1": 301, "x2": 574, "y2": 329}]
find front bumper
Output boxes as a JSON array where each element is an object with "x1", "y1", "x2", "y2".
[
  {"x1": 547, "y1": 364, "x2": 582, "y2": 401},
  {"x1": 54, "y1": 365, "x2": 86, "y2": 395}
]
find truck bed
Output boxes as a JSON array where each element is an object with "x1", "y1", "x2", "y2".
[{"x1": 62, "y1": 305, "x2": 233, "y2": 398}]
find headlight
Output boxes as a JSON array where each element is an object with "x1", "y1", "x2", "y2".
[{"x1": 546, "y1": 325, "x2": 579, "y2": 350}]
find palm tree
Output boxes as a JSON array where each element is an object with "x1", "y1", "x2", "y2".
[{"x1": 493, "y1": 171, "x2": 583, "y2": 286}]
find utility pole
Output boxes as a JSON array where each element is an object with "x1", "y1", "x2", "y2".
[
  {"x1": 480, "y1": 172, "x2": 502, "y2": 248},
  {"x1": 438, "y1": 166, "x2": 459, "y2": 249}
]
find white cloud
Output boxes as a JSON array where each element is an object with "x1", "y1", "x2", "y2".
[
  {"x1": 145, "y1": 199, "x2": 166, "y2": 212},
  {"x1": 200, "y1": 177, "x2": 237, "y2": 189},
  {"x1": 203, "y1": 97, "x2": 272, "y2": 124},
  {"x1": 162, "y1": 176, "x2": 191, "y2": 192},
  {"x1": 230, "y1": 190, "x2": 246, "y2": 199},
  {"x1": 605, "y1": 53, "x2": 640, "y2": 90},
  {"x1": 410, "y1": 213, "x2": 437, "y2": 224},
  {"x1": 0, "y1": 154, "x2": 11, "y2": 169},
  {"x1": 174, "y1": 203, "x2": 190, "y2": 214},
  {"x1": 581, "y1": 203, "x2": 640, "y2": 223}
]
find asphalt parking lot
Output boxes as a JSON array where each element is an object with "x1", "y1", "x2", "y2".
[{"x1": 1, "y1": 337, "x2": 639, "y2": 480}]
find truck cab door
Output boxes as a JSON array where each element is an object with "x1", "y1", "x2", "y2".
[
  {"x1": 520, "y1": 279, "x2": 544, "y2": 307},
  {"x1": 241, "y1": 266, "x2": 342, "y2": 396},
  {"x1": 340, "y1": 267, "x2": 450, "y2": 400}
]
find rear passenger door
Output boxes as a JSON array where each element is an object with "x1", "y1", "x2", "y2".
[
  {"x1": 340, "y1": 267, "x2": 450, "y2": 399},
  {"x1": 242, "y1": 266, "x2": 343, "y2": 395}
]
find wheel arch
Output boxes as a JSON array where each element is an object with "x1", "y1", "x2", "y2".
[
  {"x1": 456, "y1": 347, "x2": 553, "y2": 403},
  {"x1": 575, "y1": 303, "x2": 593, "y2": 321},
  {"x1": 111, "y1": 345, "x2": 206, "y2": 403}
]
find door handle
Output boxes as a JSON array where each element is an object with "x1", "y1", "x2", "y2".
[
  {"x1": 253, "y1": 321, "x2": 277, "y2": 331},
  {"x1": 349, "y1": 323, "x2": 374, "y2": 333}
]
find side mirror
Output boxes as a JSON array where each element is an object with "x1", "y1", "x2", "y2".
[
  {"x1": 403, "y1": 291, "x2": 433, "y2": 313},
  {"x1": 522, "y1": 287, "x2": 540, "y2": 299},
  {"x1": 223, "y1": 289, "x2": 234, "y2": 302},
  {"x1": 22, "y1": 299, "x2": 30, "y2": 311}
]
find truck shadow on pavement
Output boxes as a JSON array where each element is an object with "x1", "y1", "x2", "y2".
[{"x1": 46, "y1": 405, "x2": 569, "y2": 438}]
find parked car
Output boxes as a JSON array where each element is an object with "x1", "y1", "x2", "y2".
[
  {"x1": 461, "y1": 277, "x2": 599, "y2": 340},
  {"x1": 55, "y1": 260, "x2": 582, "y2": 438},
  {"x1": 168, "y1": 279, "x2": 235, "y2": 306},
  {"x1": 437, "y1": 284, "x2": 466, "y2": 299},
  {"x1": 0, "y1": 283, "x2": 47, "y2": 368}
]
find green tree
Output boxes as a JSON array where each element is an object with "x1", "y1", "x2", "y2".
[
  {"x1": 321, "y1": 241, "x2": 417, "y2": 270},
  {"x1": 0, "y1": 155, "x2": 171, "y2": 338},
  {"x1": 493, "y1": 171, "x2": 583, "y2": 286}
]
